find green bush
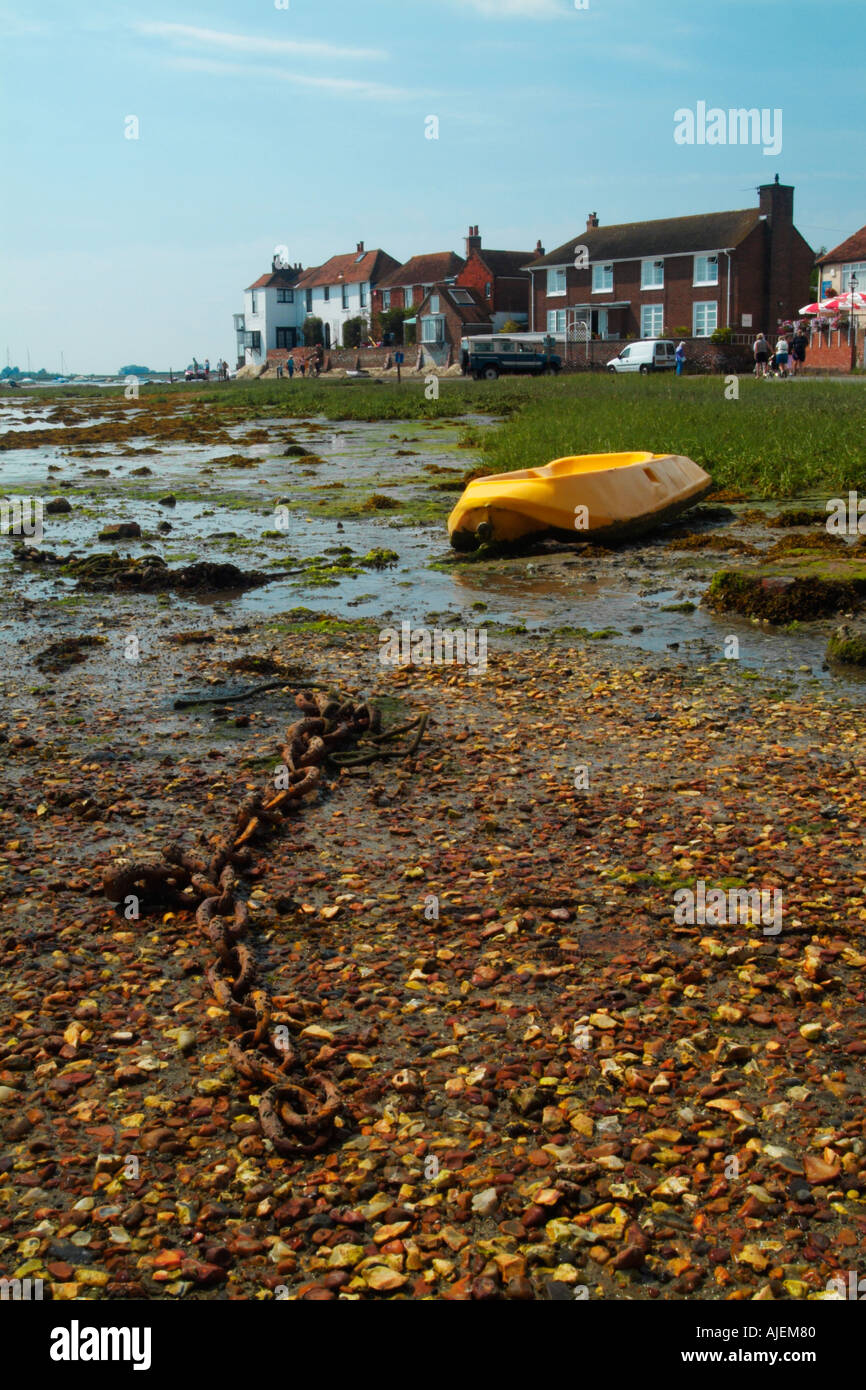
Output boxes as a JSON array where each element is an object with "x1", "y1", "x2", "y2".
[
  {"x1": 342, "y1": 316, "x2": 368, "y2": 349},
  {"x1": 711, "y1": 327, "x2": 734, "y2": 344},
  {"x1": 302, "y1": 316, "x2": 324, "y2": 346}
]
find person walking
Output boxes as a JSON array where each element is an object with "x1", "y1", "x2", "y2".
[
  {"x1": 790, "y1": 326, "x2": 808, "y2": 376},
  {"x1": 287, "y1": 355, "x2": 295, "y2": 380},
  {"x1": 204, "y1": 358, "x2": 210, "y2": 379},
  {"x1": 299, "y1": 357, "x2": 306, "y2": 378},
  {"x1": 774, "y1": 333, "x2": 790, "y2": 378},
  {"x1": 276, "y1": 360, "x2": 283, "y2": 379},
  {"x1": 675, "y1": 341, "x2": 686, "y2": 376},
  {"x1": 753, "y1": 333, "x2": 770, "y2": 377}
]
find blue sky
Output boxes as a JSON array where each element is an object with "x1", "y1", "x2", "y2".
[{"x1": 1, "y1": 0, "x2": 864, "y2": 372}]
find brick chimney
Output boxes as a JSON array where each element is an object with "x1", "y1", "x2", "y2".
[
  {"x1": 759, "y1": 178, "x2": 796, "y2": 328},
  {"x1": 586, "y1": 212, "x2": 599, "y2": 231},
  {"x1": 465, "y1": 225, "x2": 482, "y2": 257},
  {"x1": 535, "y1": 239, "x2": 545, "y2": 256},
  {"x1": 356, "y1": 241, "x2": 365, "y2": 254}
]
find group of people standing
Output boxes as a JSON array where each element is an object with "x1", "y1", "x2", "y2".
[
  {"x1": 752, "y1": 328, "x2": 808, "y2": 378},
  {"x1": 275, "y1": 345, "x2": 324, "y2": 379}
]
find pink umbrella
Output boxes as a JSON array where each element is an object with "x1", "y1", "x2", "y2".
[
  {"x1": 799, "y1": 301, "x2": 822, "y2": 315},
  {"x1": 819, "y1": 292, "x2": 866, "y2": 313}
]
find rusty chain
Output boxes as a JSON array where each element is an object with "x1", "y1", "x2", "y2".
[{"x1": 102, "y1": 688, "x2": 411, "y2": 1157}]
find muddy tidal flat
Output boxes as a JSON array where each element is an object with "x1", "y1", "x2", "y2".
[{"x1": 0, "y1": 389, "x2": 864, "y2": 1304}]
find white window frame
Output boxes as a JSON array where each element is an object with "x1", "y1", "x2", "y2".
[
  {"x1": 251, "y1": 294, "x2": 257, "y2": 314},
  {"x1": 693, "y1": 301, "x2": 718, "y2": 337},
  {"x1": 641, "y1": 303, "x2": 664, "y2": 338},
  {"x1": 360, "y1": 283, "x2": 368, "y2": 308},
  {"x1": 546, "y1": 267, "x2": 567, "y2": 297},
  {"x1": 693, "y1": 254, "x2": 719, "y2": 287},
  {"x1": 276, "y1": 289, "x2": 293, "y2": 303},
  {"x1": 382, "y1": 290, "x2": 391, "y2": 310},
  {"x1": 592, "y1": 263, "x2": 613, "y2": 294},
  {"x1": 641, "y1": 258, "x2": 664, "y2": 289},
  {"x1": 421, "y1": 316, "x2": 444, "y2": 344},
  {"x1": 547, "y1": 309, "x2": 566, "y2": 333},
  {"x1": 429, "y1": 295, "x2": 440, "y2": 313}
]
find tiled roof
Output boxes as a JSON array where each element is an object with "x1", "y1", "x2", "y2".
[
  {"x1": 818, "y1": 226, "x2": 866, "y2": 265},
  {"x1": 376, "y1": 252, "x2": 466, "y2": 289},
  {"x1": 469, "y1": 249, "x2": 534, "y2": 277},
  {"x1": 246, "y1": 269, "x2": 302, "y2": 291},
  {"x1": 527, "y1": 208, "x2": 762, "y2": 268},
  {"x1": 420, "y1": 282, "x2": 492, "y2": 325},
  {"x1": 295, "y1": 249, "x2": 400, "y2": 289}
]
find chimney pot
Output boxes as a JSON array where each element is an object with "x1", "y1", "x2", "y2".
[
  {"x1": 357, "y1": 241, "x2": 364, "y2": 254},
  {"x1": 586, "y1": 212, "x2": 599, "y2": 231}
]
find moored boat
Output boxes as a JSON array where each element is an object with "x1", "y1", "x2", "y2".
[{"x1": 448, "y1": 450, "x2": 712, "y2": 550}]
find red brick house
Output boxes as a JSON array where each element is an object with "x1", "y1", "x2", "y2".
[
  {"x1": 371, "y1": 251, "x2": 466, "y2": 322},
  {"x1": 526, "y1": 180, "x2": 814, "y2": 351},
  {"x1": 456, "y1": 225, "x2": 543, "y2": 330},
  {"x1": 416, "y1": 283, "x2": 492, "y2": 367}
]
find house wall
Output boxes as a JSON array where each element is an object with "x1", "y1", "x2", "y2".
[
  {"x1": 458, "y1": 254, "x2": 531, "y2": 320},
  {"x1": 241, "y1": 286, "x2": 304, "y2": 365},
  {"x1": 301, "y1": 282, "x2": 372, "y2": 348},
  {"x1": 532, "y1": 253, "x2": 737, "y2": 339}
]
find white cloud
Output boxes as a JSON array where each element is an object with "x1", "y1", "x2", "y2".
[
  {"x1": 165, "y1": 57, "x2": 414, "y2": 102},
  {"x1": 133, "y1": 21, "x2": 386, "y2": 63}
]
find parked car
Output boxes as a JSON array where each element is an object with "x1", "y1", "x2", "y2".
[
  {"x1": 464, "y1": 335, "x2": 562, "y2": 380},
  {"x1": 608, "y1": 339, "x2": 676, "y2": 373}
]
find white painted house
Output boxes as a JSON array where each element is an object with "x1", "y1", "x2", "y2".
[
  {"x1": 294, "y1": 242, "x2": 400, "y2": 349},
  {"x1": 234, "y1": 258, "x2": 304, "y2": 368}
]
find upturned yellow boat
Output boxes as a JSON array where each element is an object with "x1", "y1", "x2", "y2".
[{"x1": 448, "y1": 451, "x2": 711, "y2": 550}]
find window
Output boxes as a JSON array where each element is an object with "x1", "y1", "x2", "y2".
[
  {"x1": 305, "y1": 290, "x2": 313, "y2": 313},
  {"x1": 342, "y1": 284, "x2": 349, "y2": 309},
  {"x1": 641, "y1": 304, "x2": 664, "y2": 337},
  {"x1": 547, "y1": 309, "x2": 566, "y2": 333},
  {"x1": 547, "y1": 267, "x2": 567, "y2": 296},
  {"x1": 641, "y1": 259, "x2": 664, "y2": 289},
  {"x1": 430, "y1": 294, "x2": 439, "y2": 313},
  {"x1": 451, "y1": 288, "x2": 474, "y2": 305},
  {"x1": 360, "y1": 283, "x2": 368, "y2": 308},
  {"x1": 693, "y1": 301, "x2": 718, "y2": 337},
  {"x1": 619, "y1": 346, "x2": 631, "y2": 359},
  {"x1": 276, "y1": 328, "x2": 296, "y2": 349},
  {"x1": 421, "y1": 316, "x2": 444, "y2": 344},
  {"x1": 592, "y1": 263, "x2": 613, "y2": 293},
  {"x1": 485, "y1": 282, "x2": 492, "y2": 298},
  {"x1": 276, "y1": 289, "x2": 293, "y2": 303},
  {"x1": 243, "y1": 331, "x2": 261, "y2": 350},
  {"x1": 251, "y1": 294, "x2": 257, "y2": 314},
  {"x1": 324, "y1": 285, "x2": 330, "y2": 301},
  {"x1": 694, "y1": 254, "x2": 719, "y2": 286},
  {"x1": 382, "y1": 290, "x2": 391, "y2": 310}
]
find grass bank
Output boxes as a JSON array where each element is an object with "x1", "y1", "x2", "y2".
[
  {"x1": 5, "y1": 373, "x2": 865, "y2": 497},
  {"x1": 478, "y1": 375, "x2": 866, "y2": 497}
]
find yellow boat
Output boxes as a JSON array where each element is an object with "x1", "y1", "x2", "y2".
[{"x1": 448, "y1": 451, "x2": 712, "y2": 550}]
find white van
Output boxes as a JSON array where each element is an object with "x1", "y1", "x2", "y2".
[{"x1": 608, "y1": 339, "x2": 676, "y2": 374}]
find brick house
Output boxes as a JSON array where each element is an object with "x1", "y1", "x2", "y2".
[
  {"x1": 294, "y1": 242, "x2": 400, "y2": 349},
  {"x1": 456, "y1": 226, "x2": 543, "y2": 330},
  {"x1": 526, "y1": 180, "x2": 814, "y2": 351},
  {"x1": 416, "y1": 283, "x2": 492, "y2": 367},
  {"x1": 371, "y1": 251, "x2": 466, "y2": 324}
]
